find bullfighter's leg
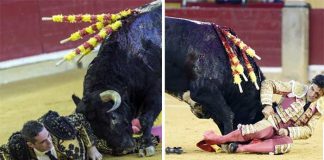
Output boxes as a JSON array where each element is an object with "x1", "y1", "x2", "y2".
[
  {"x1": 201, "y1": 119, "x2": 274, "y2": 143},
  {"x1": 203, "y1": 124, "x2": 275, "y2": 145},
  {"x1": 190, "y1": 85, "x2": 234, "y2": 135},
  {"x1": 138, "y1": 78, "x2": 162, "y2": 156},
  {"x1": 236, "y1": 135, "x2": 292, "y2": 154},
  {"x1": 197, "y1": 119, "x2": 276, "y2": 152}
]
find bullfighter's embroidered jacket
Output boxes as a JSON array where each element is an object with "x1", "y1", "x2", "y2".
[
  {"x1": 260, "y1": 79, "x2": 323, "y2": 139},
  {"x1": 261, "y1": 79, "x2": 308, "y2": 124},
  {"x1": 288, "y1": 97, "x2": 324, "y2": 139}
]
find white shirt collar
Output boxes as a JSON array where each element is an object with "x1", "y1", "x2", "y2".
[{"x1": 34, "y1": 147, "x2": 57, "y2": 159}]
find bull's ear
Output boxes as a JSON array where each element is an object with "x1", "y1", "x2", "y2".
[
  {"x1": 72, "y1": 94, "x2": 81, "y2": 105},
  {"x1": 72, "y1": 94, "x2": 87, "y2": 113}
]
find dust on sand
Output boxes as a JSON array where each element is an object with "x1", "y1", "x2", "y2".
[
  {"x1": 0, "y1": 69, "x2": 161, "y2": 160},
  {"x1": 165, "y1": 94, "x2": 323, "y2": 160}
]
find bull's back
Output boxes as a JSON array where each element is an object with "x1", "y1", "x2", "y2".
[
  {"x1": 165, "y1": 17, "x2": 229, "y2": 94},
  {"x1": 84, "y1": 4, "x2": 161, "y2": 95},
  {"x1": 165, "y1": 17, "x2": 265, "y2": 131},
  {"x1": 120, "y1": 5, "x2": 161, "y2": 73}
]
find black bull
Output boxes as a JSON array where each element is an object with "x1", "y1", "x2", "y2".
[
  {"x1": 73, "y1": 2, "x2": 161, "y2": 155},
  {"x1": 165, "y1": 17, "x2": 266, "y2": 135}
]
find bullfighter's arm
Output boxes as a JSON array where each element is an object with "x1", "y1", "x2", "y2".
[
  {"x1": 288, "y1": 97, "x2": 324, "y2": 140},
  {"x1": 66, "y1": 113, "x2": 97, "y2": 148},
  {"x1": 260, "y1": 79, "x2": 294, "y2": 106},
  {"x1": 68, "y1": 113, "x2": 102, "y2": 159},
  {"x1": 288, "y1": 112, "x2": 320, "y2": 139}
]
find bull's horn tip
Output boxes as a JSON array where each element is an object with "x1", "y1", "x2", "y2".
[
  {"x1": 255, "y1": 55, "x2": 261, "y2": 60},
  {"x1": 42, "y1": 17, "x2": 52, "y2": 21}
]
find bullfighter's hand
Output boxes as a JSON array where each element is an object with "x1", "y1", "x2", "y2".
[
  {"x1": 278, "y1": 128, "x2": 289, "y2": 136},
  {"x1": 87, "y1": 145, "x2": 103, "y2": 160},
  {"x1": 278, "y1": 128, "x2": 288, "y2": 136},
  {"x1": 262, "y1": 105, "x2": 275, "y2": 118}
]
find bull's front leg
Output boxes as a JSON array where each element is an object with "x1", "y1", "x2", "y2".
[
  {"x1": 138, "y1": 80, "x2": 161, "y2": 157},
  {"x1": 190, "y1": 84, "x2": 234, "y2": 135}
]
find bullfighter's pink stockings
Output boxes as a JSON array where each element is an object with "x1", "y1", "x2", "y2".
[
  {"x1": 236, "y1": 135, "x2": 292, "y2": 153},
  {"x1": 203, "y1": 126, "x2": 275, "y2": 145}
]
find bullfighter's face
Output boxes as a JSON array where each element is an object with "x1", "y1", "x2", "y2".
[
  {"x1": 307, "y1": 84, "x2": 324, "y2": 102},
  {"x1": 27, "y1": 127, "x2": 54, "y2": 152}
]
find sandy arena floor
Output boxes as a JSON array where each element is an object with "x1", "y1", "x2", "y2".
[
  {"x1": 0, "y1": 68, "x2": 323, "y2": 160},
  {"x1": 0, "y1": 69, "x2": 161, "y2": 160},
  {"x1": 165, "y1": 94, "x2": 323, "y2": 160}
]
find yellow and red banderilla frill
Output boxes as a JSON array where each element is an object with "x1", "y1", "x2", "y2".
[
  {"x1": 214, "y1": 24, "x2": 261, "y2": 93},
  {"x1": 42, "y1": 9, "x2": 134, "y2": 65}
]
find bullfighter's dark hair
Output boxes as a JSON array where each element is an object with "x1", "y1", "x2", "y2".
[
  {"x1": 312, "y1": 74, "x2": 324, "y2": 89},
  {"x1": 21, "y1": 120, "x2": 44, "y2": 143}
]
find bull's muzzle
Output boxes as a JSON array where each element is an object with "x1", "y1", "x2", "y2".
[{"x1": 99, "y1": 90, "x2": 121, "y2": 113}]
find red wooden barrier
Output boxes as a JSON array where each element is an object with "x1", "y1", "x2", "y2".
[
  {"x1": 166, "y1": 7, "x2": 282, "y2": 67},
  {"x1": 309, "y1": 9, "x2": 324, "y2": 65},
  {"x1": 1, "y1": 1, "x2": 323, "y2": 65}
]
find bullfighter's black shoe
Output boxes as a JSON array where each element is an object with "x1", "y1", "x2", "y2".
[{"x1": 227, "y1": 142, "x2": 239, "y2": 153}]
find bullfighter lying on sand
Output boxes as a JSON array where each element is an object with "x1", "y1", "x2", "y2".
[
  {"x1": 197, "y1": 74, "x2": 324, "y2": 155},
  {"x1": 0, "y1": 110, "x2": 161, "y2": 160},
  {"x1": 0, "y1": 111, "x2": 102, "y2": 160}
]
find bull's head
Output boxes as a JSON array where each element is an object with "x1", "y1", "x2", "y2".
[{"x1": 72, "y1": 90, "x2": 135, "y2": 155}]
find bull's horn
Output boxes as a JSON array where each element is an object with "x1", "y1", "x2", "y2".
[{"x1": 99, "y1": 90, "x2": 121, "y2": 113}]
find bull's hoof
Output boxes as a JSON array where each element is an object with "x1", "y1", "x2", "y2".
[
  {"x1": 138, "y1": 146, "x2": 155, "y2": 157},
  {"x1": 138, "y1": 149, "x2": 145, "y2": 157},
  {"x1": 227, "y1": 143, "x2": 238, "y2": 153},
  {"x1": 145, "y1": 146, "x2": 155, "y2": 156}
]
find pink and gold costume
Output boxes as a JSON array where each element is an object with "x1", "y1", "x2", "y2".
[{"x1": 197, "y1": 79, "x2": 324, "y2": 154}]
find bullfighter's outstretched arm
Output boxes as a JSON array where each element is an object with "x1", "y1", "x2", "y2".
[
  {"x1": 260, "y1": 79, "x2": 307, "y2": 106},
  {"x1": 288, "y1": 97, "x2": 324, "y2": 140}
]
